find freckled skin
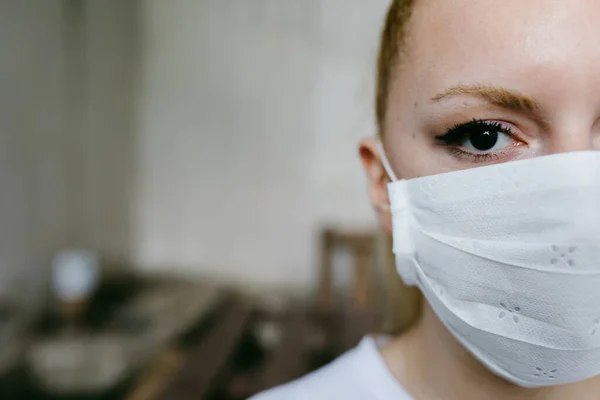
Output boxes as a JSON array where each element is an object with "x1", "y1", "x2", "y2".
[
  {"x1": 385, "y1": 0, "x2": 600, "y2": 178},
  {"x1": 359, "y1": 0, "x2": 600, "y2": 399}
]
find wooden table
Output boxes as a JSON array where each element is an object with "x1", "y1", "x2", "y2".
[{"x1": 126, "y1": 302, "x2": 379, "y2": 400}]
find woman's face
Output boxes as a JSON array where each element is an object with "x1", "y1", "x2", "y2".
[{"x1": 361, "y1": 0, "x2": 600, "y2": 232}]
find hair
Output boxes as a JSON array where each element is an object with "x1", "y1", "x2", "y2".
[
  {"x1": 376, "y1": 0, "x2": 415, "y2": 135},
  {"x1": 376, "y1": 0, "x2": 423, "y2": 334}
]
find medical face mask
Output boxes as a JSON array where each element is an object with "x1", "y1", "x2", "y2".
[{"x1": 377, "y1": 143, "x2": 600, "y2": 388}]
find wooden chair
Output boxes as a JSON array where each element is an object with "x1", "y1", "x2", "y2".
[
  {"x1": 317, "y1": 227, "x2": 422, "y2": 336},
  {"x1": 317, "y1": 227, "x2": 378, "y2": 314}
]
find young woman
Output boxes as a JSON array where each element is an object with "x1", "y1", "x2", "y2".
[{"x1": 253, "y1": 0, "x2": 600, "y2": 398}]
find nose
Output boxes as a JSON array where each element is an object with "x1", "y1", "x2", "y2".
[{"x1": 546, "y1": 129, "x2": 600, "y2": 154}]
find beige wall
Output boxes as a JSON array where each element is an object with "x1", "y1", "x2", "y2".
[
  {"x1": 0, "y1": 0, "x2": 69, "y2": 318},
  {"x1": 77, "y1": 0, "x2": 139, "y2": 262},
  {"x1": 0, "y1": 0, "x2": 139, "y2": 319},
  {"x1": 1, "y1": 1, "x2": 391, "y2": 299},
  {"x1": 131, "y1": 0, "x2": 390, "y2": 292}
]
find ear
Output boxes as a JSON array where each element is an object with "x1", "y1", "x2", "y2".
[{"x1": 359, "y1": 137, "x2": 394, "y2": 234}]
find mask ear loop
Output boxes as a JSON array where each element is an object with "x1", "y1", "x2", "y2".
[
  {"x1": 376, "y1": 139, "x2": 398, "y2": 181},
  {"x1": 376, "y1": 138, "x2": 417, "y2": 286}
]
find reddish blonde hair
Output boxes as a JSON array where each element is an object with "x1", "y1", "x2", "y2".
[
  {"x1": 376, "y1": 0, "x2": 423, "y2": 333},
  {"x1": 376, "y1": 0, "x2": 415, "y2": 135}
]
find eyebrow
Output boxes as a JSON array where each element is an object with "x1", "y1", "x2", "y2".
[{"x1": 431, "y1": 84, "x2": 540, "y2": 113}]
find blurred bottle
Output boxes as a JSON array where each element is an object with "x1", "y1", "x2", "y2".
[{"x1": 51, "y1": 249, "x2": 100, "y2": 334}]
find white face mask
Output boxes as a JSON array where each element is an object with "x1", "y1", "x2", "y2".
[{"x1": 377, "y1": 141, "x2": 600, "y2": 387}]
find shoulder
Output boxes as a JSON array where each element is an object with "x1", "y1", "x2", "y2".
[
  {"x1": 249, "y1": 336, "x2": 413, "y2": 400},
  {"x1": 249, "y1": 346, "x2": 362, "y2": 400}
]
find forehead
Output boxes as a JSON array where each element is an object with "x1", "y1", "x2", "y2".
[{"x1": 398, "y1": 0, "x2": 600, "y2": 99}]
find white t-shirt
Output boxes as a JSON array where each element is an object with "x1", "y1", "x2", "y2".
[{"x1": 250, "y1": 336, "x2": 414, "y2": 400}]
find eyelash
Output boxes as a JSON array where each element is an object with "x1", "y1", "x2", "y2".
[{"x1": 435, "y1": 119, "x2": 516, "y2": 162}]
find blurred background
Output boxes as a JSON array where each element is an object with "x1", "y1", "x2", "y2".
[{"x1": 0, "y1": 1, "x2": 418, "y2": 399}]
